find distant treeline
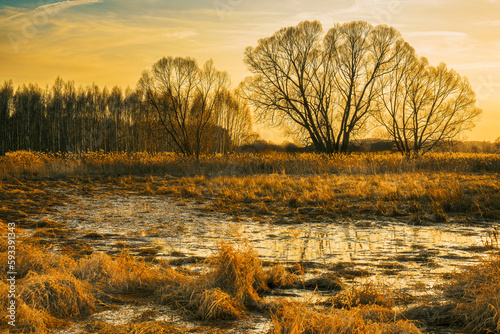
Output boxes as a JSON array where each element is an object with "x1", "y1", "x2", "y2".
[
  {"x1": 0, "y1": 75, "x2": 497, "y2": 156},
  {"x1": 240, "y1": 139, "x2": 500, "y2": 154},
  {"x1": 0, "y1": 77, "x2": 254, "y2": 155}
]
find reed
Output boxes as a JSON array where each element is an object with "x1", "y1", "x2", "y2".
[{"x1": 2, "y1": 151, "x2": 500, "y2": 178}]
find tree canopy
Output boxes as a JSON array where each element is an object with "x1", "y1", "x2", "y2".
[{"x1": 242, "y1": 20, "x2": 481, "y2": 154}]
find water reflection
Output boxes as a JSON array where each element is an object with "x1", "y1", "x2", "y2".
[{"x1": 39, "y1": 191, "x2": 490, "y2": 288}]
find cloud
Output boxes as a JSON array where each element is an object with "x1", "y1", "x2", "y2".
[
  {"x1": 1, "y1": 0, "x2": 102, "y2": 24},
  {"x1": 163, "y1": 28, "x2": 197, "y2": 40},
  {"x1": 452, "y1": 61, "x2": 500, "y2": 70},
  {"x1": 404, "y1": 31, "x2": 468, "y2": 38}
]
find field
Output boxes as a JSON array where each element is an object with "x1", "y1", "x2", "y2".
[{"x1": 1, "y1": 151, "x2": 500, "y2": 333}]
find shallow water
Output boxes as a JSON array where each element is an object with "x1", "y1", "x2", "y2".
[{"x1": 33, "y1": 189, "x2": 497, "y2": 333}]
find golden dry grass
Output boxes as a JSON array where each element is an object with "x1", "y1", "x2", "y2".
[
  {"x1": 159, "y1": 241, "x2": 268, "y2": 320},
  {"x1": 265, "y1": 265, "x2": 300, "y2": 289},
  {"x1": 270, "y1": 300, "x2": 422, "y2": 334},
  {"x1": 162, "y1": 172, "x2": 500, "y2": 223},
  {"x1": 1, "y1": 150, "x2": 500, "y2": 178},
  {"x1": 2, "y1": 151, "x2": 500, "y2": 224},
  {"x1": 0, "y1": 233, "x2": 179, "y2": 333},
  {"x1": 0, "y1": 280, "x2": 59, "y2": 334},
  {"x1": 19, "y1": 272, "x2": 97, "y2": 318},
  {"x1": 73, "y1": 252, "x2": 172, "y2": 294},
  {"x1": 327, "y1": 282, "x2": 398, "y2": 309},
  {"x1": 442, "y1": 254, "x2": 500, "y2": 333},
  {"x1": 0, "y1": 238, "x2": 76, "y2": 280}
]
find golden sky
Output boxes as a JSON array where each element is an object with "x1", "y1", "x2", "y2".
[{"x1": 1, "y1": 0, "x2": 499, "y2": 142}]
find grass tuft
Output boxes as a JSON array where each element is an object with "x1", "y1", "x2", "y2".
[
  {"x1": 159, "y1": 241, "x2": 268, "y2": 320},
  {"x1": 19, "y1": 272, "x2": 97, "y2": 318},
  {"x1": 327, "y1": 282, "x2": 397, "y2": 309},
  {"x1": 266, "y1": 265, "x2": 300, "y2": 289},
  {"x1": 196, "y1": 288, "x2": 245, "y2": 320},
  {"x1": 74, "y1": 252, "x2": 171, "y2": 294}
]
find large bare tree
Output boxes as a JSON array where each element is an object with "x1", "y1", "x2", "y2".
[
  {"x1": 242, "y1": 21, "x2": 404, "y2": 153},
  {"x1": 138, "y1": 57, "x2": 231, "y2": 158},
  {"x1": 376, "y1": 47, "x2": 482, "y2": 155}
]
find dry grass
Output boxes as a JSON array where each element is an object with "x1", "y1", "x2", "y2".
[
  {"x1": 176, "y1": 172, "x2": 500, "y2": 223},
  {"x1": 0, "y1": 238, "x2": 94, "y2": 333},
  {"x1": 0, "y1": 234, "x2": 179, "y2": 333},
  {"x1": 73, "y1": 251, "x2": 172, "y2": 294},
  {"x1": 205, "y1": 242, "x2": 268, "y2": 305},
  {"x1": 303, "y1": 273, "x2": 344, "y2": 291},
  {"x1": 2, "y1": 151, "x2": 500, "y2": 224},
  {"x1": 159, "y1": 241, "x2": 268, "y2": 320},
  {"x1": 2, "y1": 151, "x2": 500, "y2": 178},
  {"x1": 442, "y1": 254, "x2": 500, "y2": 333},
  {"x1": 0, "y1": 178, "x2": 68, "y2": 224},
  {"x1": 196, "y1": 288, "x2": 246, "y2": 320},
  {"x1": 19, "y1": 272, "x2": 97, "y2": 318},
  {"x1": 265, "y1": 265, "x2": 300, "y2": 289},
  {"x1": 0, "y1": 281, "x2": 60, "y2": 334},
  {"x1": 0, "y1": 238, "x2": 76, "y2": 280},
  {"x1": 270, "y1": 300, "x2": 422, "y2": 334},
  {"x1": 327, "y1": 282, "x2": 398, "y2": 309}
]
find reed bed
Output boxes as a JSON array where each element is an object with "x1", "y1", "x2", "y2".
[
  {"x1": 1, "y1": 150, "x2": 500, "y2": 178},
  {"x1": 2, "y1": 150, "x2": 499, "y2": 223},
  {"x1": 155, "y1": 172, "x2": 500, "y2": 223}
]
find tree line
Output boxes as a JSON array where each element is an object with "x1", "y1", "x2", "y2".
[
  {"x1": 0, "y1": 73, "x2": 254, "y2": 156},
  {"x1": 0, "y1": 21, "x2": 483, "y2": 157}
]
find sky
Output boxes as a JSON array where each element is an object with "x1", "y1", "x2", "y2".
[{"x1": 0, "y1": 0, "x2": 499, "y2": 142}]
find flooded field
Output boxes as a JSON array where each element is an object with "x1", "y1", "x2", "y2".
[
  {"x1": 20, "y1": 187, "x2": 497, "y2": 333},
  {"x1": 38, "y1": 189, "x2": 488, "y2": 266}
]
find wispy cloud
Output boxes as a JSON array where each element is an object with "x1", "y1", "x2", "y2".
[
  {"x1": 405, "y1": 31, "x2": 468, "y2": 37},
  {"x1": 452, "y1": 61, "x2": 500, "y2": 70},
  {"x1": 1, "y1": 0, "x2": 101, "y2": 24},
  {"x1": 163, "y1": 28, "x2": 197, "y2": 40}
]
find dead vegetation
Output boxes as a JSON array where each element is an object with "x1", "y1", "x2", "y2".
[
  {"x1": 73, "y1": 251, "x2": 172, "y2": 294},
  {"x1": 2, "y1": 152, "x2": 500, "y2": 225},
  {"x1": 158, "y1": 241, "x2": 268, "y2": 320},
  {"x1": 442, "y1": 254, "x2": 500, "y2": 333},
  {"x1": 2, "y1": 151, "x2": 500, "y2": 178},
  {"x1": 2, "y1": 224, "x2": 500, "y2": 334},
  {"x1": 269, "y1": 300, "x2": 422, "y2": 334},
  {"x1": 19, "y1": 273, "x2": 97, "y2": 318},
  {"x1": 2, "y1": 151, "x2": 500, "y2": 333},
  {"x1": 0, "y1": 234, "x2": 174, "y2": 333},
  {"x1": 326, "y1": 282, "x2": 399, "y2": 309},
  {"x1": 265, "y1": 265, "x2": 300, "y2": 289}
]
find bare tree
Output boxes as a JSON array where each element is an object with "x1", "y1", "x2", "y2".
[
  {"x1": 242, "y1": 21, "x2": 404, "y2": 153},
  {"x1": 376, "y1": 50, "x2": 482, "y2": 155},
  {"x1": 138, "y1": 57, "x2": 230, "y2": 158}
]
